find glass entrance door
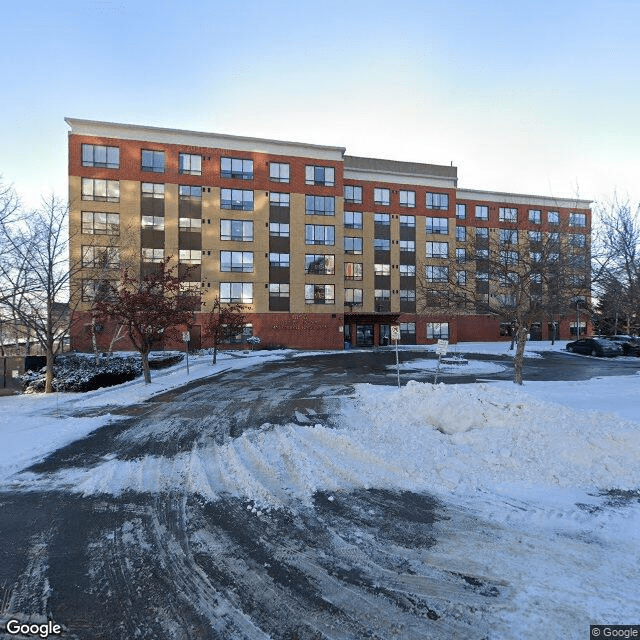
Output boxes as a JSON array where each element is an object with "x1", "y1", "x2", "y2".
[{"x1": 356, "y1": 324, "x2": 374, "y2": 347}]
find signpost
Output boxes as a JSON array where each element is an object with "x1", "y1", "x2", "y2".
[
  {"x1": 182, "y1": 331, "x2": 190, "y2": 375},
  {"x1": 391, "y1": 325, "x2": 401, "y2": 389},
  {"x1": 434, "y1": 339, "x2": 449, "y2": 384}
]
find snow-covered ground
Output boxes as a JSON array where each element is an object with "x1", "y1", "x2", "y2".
[{"x1": 1, "y1": 342, "x2": 639, "y2": 637}]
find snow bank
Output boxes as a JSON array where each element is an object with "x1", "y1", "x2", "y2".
[{"x1": 14, "y1": 380, "x2": 639, "y2": 508}]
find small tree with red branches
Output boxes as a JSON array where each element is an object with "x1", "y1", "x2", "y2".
[
  {"x1": 203, "y1": 297, "x2": 246, "y2": 364},
  {"x1": 93, "y1": 259, "x2": 195, "y2": 383}
]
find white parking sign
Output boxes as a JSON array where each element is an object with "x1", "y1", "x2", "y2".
[{"x1": 391, "y1": 325, "x2": 401, "y2": 340}]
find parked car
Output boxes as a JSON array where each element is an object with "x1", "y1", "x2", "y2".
[
  {"x1": 604, "y1": 335, "x2": 640, "y2": 356},
  {"x1": 565, "y1": 337, "x2": 622, "y2": 357}
]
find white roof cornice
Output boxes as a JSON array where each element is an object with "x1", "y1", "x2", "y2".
[
  {"x1": 456, "y1": 187, "x2": 591, "y2": 209},
  {"x1": 65, "y1": 118, "x2": 346, "y2": 161}
]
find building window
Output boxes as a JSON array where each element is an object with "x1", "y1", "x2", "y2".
[
  {"x1": 426, "y1": 192, "x2": 449, "y2": 210},
  {"x1": 529, "y1": 230, "x2": 542, "y2": 242},
  {"x1": 270, "y1": 192, "x2": 290, "y2": 207},
  {"x1": 81, "y1": 178, "x2": 119, "y2": 202},
  {"x1": 570, "y1": 234, "x2": 586, "y2": 247},
  {"x1": 456, "y1": 204, "x2": 466, "y2": 219},
  {"x1": 179, "y1": 185, "x2": 202, "y2": 199},
  {"x1": 530, "y1": 251, "x2": 542, "y2": 263},
  {"x1": 305, "y1": 254, "x2": 334, "y2": 275},
  {"x1": 426, "y1": 322, "x2": 449, "y2": 339},
  {"x1": 371, "y1": 188, "x2": 388, "y2": 206},
  {"x1": 344, "y1": 262, "x2": 363, "y2": 280},
  {"x1": 221, "y1": 157, "x2": 253, "y2": 180},
  {"x1": 226, "y1": 323, "x2": 254, "y2": 344},
  {"x1": 269, "y1": 283, "x2": 290, "y2": 297},
  {"x1": 141, "y1": 215, "x2": 165, "y2": 230},
  {"x1": 456, "y1": 270, "x2": 467, "y2": 285},
  {"x1": 500, "y1": 250, "x2": 519, "y2": 265},
  {"x1": 374, "y1": 263, "x2": 390, "y2": 276},
  {"x1": 81, "y1": 211, "x2": 119, "y2": 235},
  {"x1": 400, "y1": 322, "x2": 416, "y2": 338},
  {"x1": 399, "y1": 240, "x2": 415, "y2": 252},
  {"x1": 82, "y1": 144, "x2": 119, "y2": 169},
  {"x1": 456, "y1": 248, "x2": 466, "y2": 262},
  {"x1": 400, "y1": 289, "x2": 416, "y2": 302},
  {"x1": 305, "y1": 224, "x2": 335, "y2": 245},
  {"x1": 305, "y1": 166, "x2": 335, "y2": 186},
  {"x1": 344, "y1": 288, "x2": 363, "y2": 306},
  {"x1": 220, "y1": 282, "x2": 253, "y2": 303},
  {"x1": 81, "y1": 279, "x2": 116, "y2": 302},
  {"x1": 426, "y1": 217, "x2": 448, "y2": 234},
  {"x1": 306, "y1": 195, "x2": 335, "y2": 215},
  {"x1": 344, "y1": 185, "x2": 362, "y2": 203},
  {"x1": 475, "y1": 205, "x2": 489, "y2": 220},
  {"x1": 142, "y1": 182, "x2": 165, "y2": 199},
  {"x1": 426, "y1": 241, "x2": 448, "y2": 258},
  {"x1": 269, "y1": 162, "x2": 290, "y2": 183},
  {"x1": 373, "y1": 238, "x2": 390, "y2": 251},
  {"x1": 179, "y1": 153, "x2": 202, "y2": 176},
  {"x1": 221, "y1": 189, "x2": 253, "y2": 211},
  {"x1": 269, "y1": 252, "x2": 290, "y2": 268},
  {"x1": 476, "y1": 248, "x2": 489, "y2": 259},
  {"x1": 179, "y1": 217, "x2": 202, "y2": 231},
  {"x1": 548, "y1": 211, "x2": 560, "y2": 224},
  {"x1": 499, "y1": 207, "x2": 518, "y2": 222},
  {"x1": 399, "y1": 190, "x2": 416, "y2": 208},
  {"x1": 374, "y1": 289, "x2": 390, "y2": 301},
  {"x1": 344, "y1": 211, "x2": 363, "y2": 229},
  {"x1": 455, "y1": 226, "x2": 466, "y2": 241},
  {"x1": 344, "y1": 288, "x2": 363, "y2": 308},
  {"x1": 399, "y1": 264, "x2": 416, "y2": 276},
  {"x1": 141, "y1": 150, "x2": 165, "y2": 173},
  {"x1": 344, "y1": 236, "x2": 363, "y2": 254},
  {"x1": 374, "y1": 213, "x2": 390, "y2": 225},
  {"x1": 570, "y1": 212, "x2": 587, "y2": 227},
  {"x1": 500, "y1": 229, "x2": 518, "y2": 244},
  {"x1": 529, "y1": 209, "x2": 541, "y2": 224},
  {"x1": 82, "y1": 246, "x2": 119, "y2": 268},
  {"x1": 142, "y1": 248, "x2": 164, "y2": 263},
  {"x1": 268, "y1": 222, "x2": 289, "y2": 238},
  {"x1": 476, "y1": 227, "x2": 489, "y2": 238},
  {"x1": 220, "y1": 251, "x2": 253, "y2": 272},
  {"x1": 179, "y1": 249, "x2": 202, "y2": 265},
  {"x1": 400, "y1": 215, "x2": 415, "y2": 228},
  {"x1": 305, "y1": 284, "x2": 334, "y2": 304},
  {"x1": 221, "y1": 219, "x2": 253, "y2": 241},
  {"x1": 426, "y1": 266, "x2": 448, "y2": 282}
]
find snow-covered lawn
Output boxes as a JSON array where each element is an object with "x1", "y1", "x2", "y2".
[{"x1": 1, "y1": 342, "x2": 639, "y2": 636}]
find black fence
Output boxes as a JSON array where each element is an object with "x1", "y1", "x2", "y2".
[{"x1": 0, "y1": 355, "x2": 46, "y2": 392}]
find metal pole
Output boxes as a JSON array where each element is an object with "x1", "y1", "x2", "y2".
[
  {"x1": 185, "y1": 341, "x2": 190, "y2": 375},
  {"x1": 395, "y1": 338, "x2": 400, "y2": 389}
]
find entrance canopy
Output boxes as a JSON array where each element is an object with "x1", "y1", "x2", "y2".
[{"x1": 344, "y1": 312, "x2": 400, "y2": 324}]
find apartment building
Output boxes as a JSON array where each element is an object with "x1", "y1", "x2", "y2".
[{"x1": 67, "y1": 118, "x2": 592, "y2": 350}]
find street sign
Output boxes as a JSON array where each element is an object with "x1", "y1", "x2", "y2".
[
  {"x1": 436, "y1": 339, "x2": 449, "y2": 355},
  {"x1": 182, "y1": 331, "x2": 190, "y2": 343},
  {"x1": 391, "y1": 325, "x2": 401, "y2": 341}
]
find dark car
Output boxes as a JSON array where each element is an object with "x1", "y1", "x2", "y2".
[
  {"x1": 566, "y1": 337, "x2": 622, "y2": 357},
  {"x1": 605, "y1": 335, "x2": 640, "y2": 356}
]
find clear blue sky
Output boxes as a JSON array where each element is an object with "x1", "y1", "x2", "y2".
[{"x1": 1, "y1": 0, "x2": 638, "y2": 209}]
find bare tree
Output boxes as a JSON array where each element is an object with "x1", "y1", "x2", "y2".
[
  {"x1": 203, "y1": 297, "x2": 247, "y2": 364},
  {"x1": 417, "y1": 221, "x2": 589, "y2": 384},
  {"x1": 0, "y1": 195, "x2": 78, "y2": 392},
  {"x1": 591, "y1": 196, "x2": 640, "y2": 334}
]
